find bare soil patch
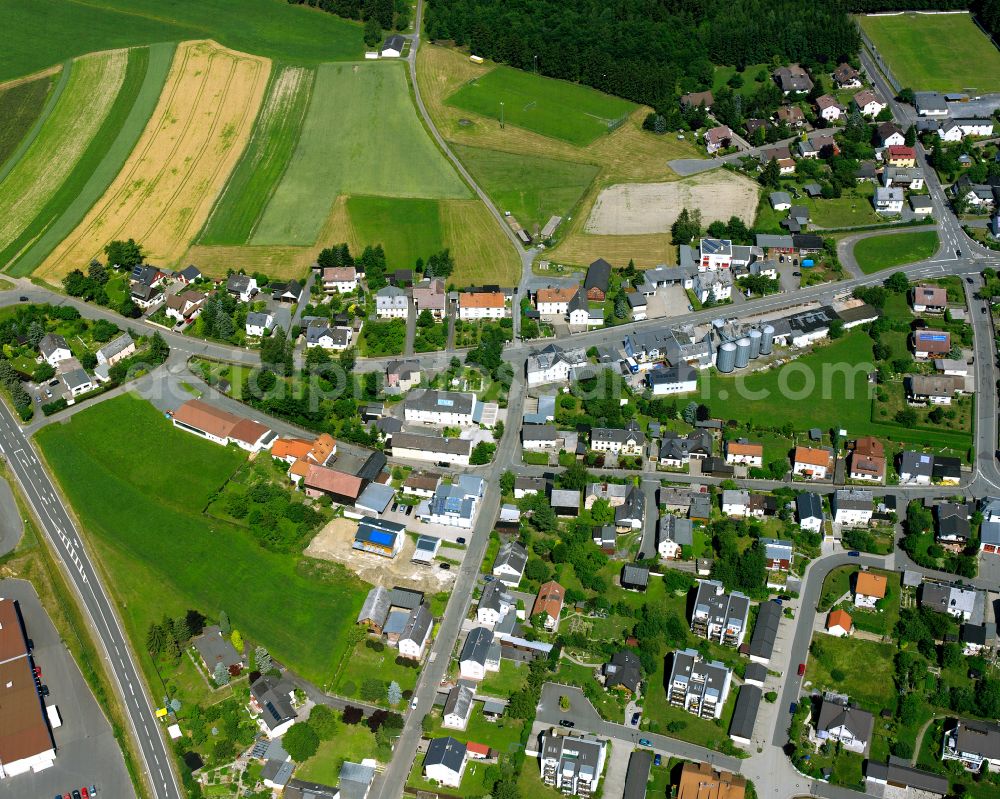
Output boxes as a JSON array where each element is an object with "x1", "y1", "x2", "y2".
[
  {"x1": 305, "y1": 516, "x2": 455, "y2": 595},
  {"x1": 585, "y1": 172, "x2": 760, "y2": 235}
]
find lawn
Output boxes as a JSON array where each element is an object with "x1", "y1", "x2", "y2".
[
  {"x1": 452, "y1": 144, "x2": 599, "y2": 234},
  {"x1": 198, "y1": 65, "x2": 314, "y2": 246},
  {"x1": 424, "y1": 705, "x2": 525, "y2": 756},
  {"x1": 858, "y1": 12, "x2": 1000, "y2": 93},
  {"x1": 699, "y1": 331, "x2": 972, "y2": 450},
  {"x1": 853, "y1": 231, "x2": 940, "y2": 274},
  {"x1": 5, "y1": 45, "x2": 173, "y2": 277},
  {"x1": 642, "y1": 661, "x2": 740, "y2": 751},
  {"x1": 0, "y1": 0, "x2": 364, "y2": 82},
  {"x1": 347, "y1": 196, "x2": 445, "y2": 269},
  {"x1": 818, "y1": 565, "x2": 856, "y2": 612},
  {"x1": 479, "y1": 659, "x2": 531, "y2": 696},
  {"x1": 0, "y1": 50, "x2": 129, "y2": 261},
  {"x1": 35, "y1": 394, "x2": 370, "y2": 684},
  {"x1": 445, "y1": 65, "x2": 636, "y2": 147},
  {"x1": 0, "y1": 71, "x2": 55, "y2": 171},
  {"x1": 331, "y1": 638, "x2": 419, "y2": 706},
  {"x1": 754, "y1": 184, "x2": 881, "y2": 231},
  {"x1": 253, "y1": 62, "x2": 469, "y2": 246},
  {"x1": 295, "y1": 727, "x2": 377, "y2": 784},
  {"x1": 806, "y1": 635, "x2": 897, "y2": 712}
]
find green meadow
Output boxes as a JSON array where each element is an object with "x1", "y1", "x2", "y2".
[
  {"x1": 36, "y1": 395, "x2": 370, "y2": 684},
  {"x1": 446, "y1": 65, "x2": 636, "y2": 146},
  {"x1": 253, "y1": 62, "x2": 469, "y2": 246}
]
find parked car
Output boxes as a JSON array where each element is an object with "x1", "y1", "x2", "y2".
[
  {"x1": 40, "y1": 685, "x2": 49, "y2": 697},
  {"x1": 559, "y1": 719, "x2": 575, "y2": 728},
  {"x1": 982, "y1": 306, "x2": 988, "y2": 314},
  {"x1": 404, "y1": 505, "x2": 413, "y2": 516},
  {"x1": 789, "y1": 702, "x2": 798, "y2": 714},
  {"x1": 33, "y1": 666, "x2": 41, "y2": 679},
  {"x1": 631, "y1": 711, "x2": 641, "y2": 725},
  {"x1": 653, "y1": 754, "x2": 662, "y2": 766},
  {"x1": 797, "y1": 663, "x2": 806, "y2": 676},
  {"x1": 439, "y1": 562, "x2": 450, "y2": 570},
  {"x1": 956, "y1": 249, "x2": 962, "y2": 258},
  {"x1": 792, "y1": 271, "x2": 801, "y2": 276},
  {"x1": 391, "y1": 502, "x2": 399, "y2": 512},
  {"x1": 967, "y1": 277, "x2": 974, "y2": 284},
  {"x1": 772, "y1": 598, "x2": 782, "y2": 606},
  {"x1": 848, "y1": 550, "x2": 860, "y2": 557},
  {"x1": 456, "y1": 537, "x2": 466, "y2": 545},
  {"x1": 483, "y1": 575, "x2": 495, "y2": 583},
  {"x1": 19, "y1": 296, "x2": 28, "y2": 302},
  {"x1": 81, "y1": 789, "x2": 89, "y2": 799},
  {"x1": 639, "y1": 738, "x2": 652, "y2": 747}
]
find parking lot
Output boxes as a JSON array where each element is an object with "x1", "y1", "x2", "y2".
[{"x1": 0, "y1": 580, "x2": 135, "y2": 799}]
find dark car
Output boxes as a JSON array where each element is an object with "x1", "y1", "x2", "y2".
[
  {"x1": 456, "y1": 537, "x2": 466, "y2": 545},
  {"x1": 19, "y1": 296, "x2": 28, "y2": 302},
  {"x1": 73, "y1": 791, "x2": 82, "y2": 799},
  {"x1": 956, "y1": 249, "x2": 962, "y2": 258},
  {"x1": 772, "y1": 598, "x2": 782, "y2": 606},
  {"x1": 967, "y1": 277, "x2": 974, "y2": 284},
  {"x1": 779, "y1": 594, "x2": 792, "y2": 601},
  {"x1": 404, "y1": 505, "x2": 413, "y2": 515},
  {"x1": 789, "y1": 702, "x2": 798, "y2": 714},
  {"x1": 982, "y1": 306, "x2": 988, "y2": 314},
  {"x1": 559, "y1": 719, "x2": 575, "y2": 728},
  {"x1": 391, "y1": 502, "x2": 399, "y2": 512},
  {"x1": 439, "y1": 562, "x2": 450, "y2": 570},
  {"x1": 631, "y1": 711, "x2": 641, "y2": 725},
  {"x1": 792, "y1": 271, "x2": 801, "y2": 276},
  {"x1": 654, "y1": 754, "x2": 662, "y2": 766},
  {"x1": 847, "y1": 550, "x2": 860, "y2": 557},
  {"x1": 40, "y1": 684, "x2": 49, "y2": 697}
]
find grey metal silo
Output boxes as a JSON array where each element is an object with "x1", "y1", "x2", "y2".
[
  {"x1": 735, "y1": 337, "x2": 751, "y2": 369},
  {"x1": 717, "y1": 341, "x2": 737, "y2": 373},
  {"x1": 760, "y1": 324, "x2": 775, "y2": 355},
  {"x1": 748, "y1": 328, "x2": 763, "y2": 359}
]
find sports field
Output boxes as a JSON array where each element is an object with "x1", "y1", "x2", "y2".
[
  {"x1": 0, "y1": 50, "x2": 128, "y2": 260},
  {"x1": 853, "y1": 230, "x2": 940, "y2": 274},
  {"x1": 253, "y1": 62, "x2": 469, "y2": 246},
  {"x1": 4, "y1": 45, "x2": 174, "y2": 276},
  {"x1": 40, "y1": 41, "x2": 270, "y2": 277},
  {"x1": 0, "y1": 71, "x2": 56, "y2": 170},
  {"x1": 36, "y1": 394, "x2": 369, "y2": 684},
  {"x1": 198, "y1": 65, "x2": 314, "y2": 245},
  {"x1": 445, "y1": 65, "x2": 636, "y2": 147},
  {"x1": 452, "y1": 144, "x2": 599, "y2": 233},
  {"x1": 859, "y1": 12, "x2": 1000, "y2": 93},
  {"x1": 0, "y1": 0, "x2": 363, "y2": 82}
]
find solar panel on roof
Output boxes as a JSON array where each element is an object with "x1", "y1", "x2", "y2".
[
  {"x1": 438, "y1": 399, "x2": 454, "y2": 407},
  {"x1": 367, "y1": 530, "x2": 395, "y2": 546}
]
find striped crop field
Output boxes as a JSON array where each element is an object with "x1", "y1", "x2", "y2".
[
  {"x1": 198, "y1": 65, "x2": 314, "y2": 245},
  {"x1": 0, "y1": 69, "x2": 57, "y2": 171},
  {"x1": 0, "y1": 50, "x2": 128, "y2": 260},
  {"x1": 252, "y1": 62, "x2": 469, "y2": 246},
  {"x1": 4, "y1": 44, "x2": 175, "y2": 277},
  {"x1": 39, "y1": 41, "x2": 270, "y2": 278}
]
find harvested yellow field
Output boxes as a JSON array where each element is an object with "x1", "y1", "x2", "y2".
[
  {"x1": 183, "y1": 244, "x2": 315, "y2": 280},
  {"x1": 41, "y1": 41, "x2": 269, "y2": 278},
  {"x1": 440, "y1": 200, "x2": 520, "y2": 286}
]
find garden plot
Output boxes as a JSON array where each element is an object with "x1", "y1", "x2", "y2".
[
  {"x1": 585, "y1": 172, "x2": 759, "y2": 235},
  {"x1": 40, "y1": 40, "x2": 269, "y2": 276},
  {"x1": 0, "y1": 50, "x2": 128, "y2": 256}
]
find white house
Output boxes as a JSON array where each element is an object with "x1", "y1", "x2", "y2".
[
  {"x1": 398, "y1": 605, "x2": 432, "y2": 660},
  {"x1": 95, "y1": 333, "x2": 136, "y2": 366},
  {"x1": 540, "y1": 732, "x2": 607, "y2": 796},
  {"x1": 816, "y1": 95, "x2": 843, "y2": 122},
  {"x1": 590, "y1": 422, "x2": 645, "y2": 456},
  {"x1": 647, "y1": 364, "x2": 698, "y2": 396},
  {"x1": 699, "y1": 238, "x2": 733, "y2": 270},
  {"x1": 853, "y1": 89, "x2": 885, "y2": 117},
  {"x1": 526, "y1": 344, "x2": 587, "y2": 387},
  {"x1": 814, "y1": 698, "x2": 873, "y2": 754},
  {"x1": 322, "y1": 266, "x2": 358, "y2": 294},
  {"x1": 245, "y1": 312, "x2": 273, "y2": 337},
  {"x1": 226, "y1": 274, "x2": 258, "y2": 303},
  {"x1": 305, "y1": 324, "x2": 351, "y2": 350},
  {"x1": 832, "y1": 489, "x2": 873, "y2": 527},
  {"x1": 721, "y1": 489, "x2": 750, "y2": 518},
  {"x1": 381, "y1": 34, "x2": 405, "y2": 57},
  {"x1": 693, "y1": 270, "x2": 733, "y2": 303},
  {"x1": 404, "y1": 390, "x2": 477, "y2": 426},
  {"x1": 796, "y1": 493, "x2": 824, "y2": 533},
  {"x1": 477, "y1": 581, "x2": 514, "y2": 627},
  {"x1": 854, "y1": 572, "x2": 887, "y2": 609},
  {"x1": 793, "y1": 446, "x2": 833, "y2": 480},
  {"x1": 38, "y1": 334, "x2": 71, "y2": 367},
  {"x1": 423, "y1": 737, "x2": 466, "y2": 788},
  {"x1": 442, "y1": 684, "x2": 475, "y2": 730},
  {"x1": 459, "y1": 628, "x2": 500, "y2": 681},
  {"x1": 943, "y1": 720, "x2": 1000, "y2": 772},
  {"x1": 725, "y1": 440, "x2": 763, "y2": 468},
  {"x1": 390, "y1": 432, "x2": 471, "y2": 466},
  {"x1": 376, "y1": 286, "x2": 409, "y2": 318},
  {"x1": 492, "y1": 541, "x2": 527, "y2": 587},
  {"x1": 873, "y1": 186, "x2": 904, "y2": 214},
  {"x1": 459, "y1": 291, "x2": 507, "y2": 320},
  {"x1": 536, "y1": 286, "x2": 577, "y2": 315}
]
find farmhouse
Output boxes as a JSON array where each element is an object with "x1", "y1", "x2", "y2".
[
  {"x1": 725, "y1": 440, "x2": 763, "y2": 468},
  {"x1": 459, "y1": 291, "x2": 507, "y2": 320},
  {"x1": 704, "y1": 125, "x2": 733, "y2": 154},
  {"x1": 773, "y1": 64, "x2": 812, "y2": 94},
  {"x1": 532, "y1": 581, "x2": 565, "y2": 630},
  {"x1": 591, "y1": 422, "x2": 644, "y2": 455},
  {"x1": 793, "y1": 446, "x2": 834, "y2": 480},
  {"x1": 170, "y1": 400, "x2": 273, "y2": 452},
  {"x1": 906, "y1": 374, "x2": 965, "y2": 405},
  {"x1": 657, "y1": 515, "x2": 694, "y2": 559},
  {"x1": 666, "y1": 649, "x2": 732, "y2": 719},
  {"x1": 226, "y1": 274, "x2": 258, "y2": 302},
  {"x1": 535, "y1": 286, "x2": 578, "y2": 315}
]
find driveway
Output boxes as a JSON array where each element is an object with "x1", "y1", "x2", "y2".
[{"x1": 601, "y1": 739, "x2": 632, "y2": 798}]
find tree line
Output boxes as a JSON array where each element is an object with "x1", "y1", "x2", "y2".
[{"x1": 421, "y1": 0, "x2": 859, "y2": 109}]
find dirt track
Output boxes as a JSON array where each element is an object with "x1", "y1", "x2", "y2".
[{"x1": 585, "y1": 171, "x2": 759, "y2": 235}]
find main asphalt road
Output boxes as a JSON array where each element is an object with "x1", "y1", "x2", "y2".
[{"x1": 0, "y1": 400, "x2": 180, "y2": 799}]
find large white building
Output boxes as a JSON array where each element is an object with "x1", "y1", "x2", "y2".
[
  {"x1": 526, "y1": 344, "x2": 588, "y2": 387},
  {"x1": 832, "y1": 489, "x2": 873, "y2": 527},
  {"x1": 403, "y1": 390, "x2": 478, "y2": 426},
  {"x1": 540, "y1": 732, "x2": 607, "y2": 796},
  {"x1": 459, "y1": 291, "x2": 507, "y2": 320},
  {"x1": 666, "y1": 648, "x2": 732, "y2": 719},
  {"x1": 390, "y1": 432, "x2": 472, "y2": 466},
  {"x1": 375, "y1": 286, "x2": 409, "y2": 318},
  {"x1": 690, "y1": 580, "x2": 751, "y2": 647}
]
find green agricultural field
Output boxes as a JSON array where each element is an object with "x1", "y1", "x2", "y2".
[
  {"x1": 253, "y1": 62, "x2": 469, "y2": 246},
  {"x1": 452, "y1": 144, "x2": 599, "y2": 233},
  {"x1": 0, "y1": 73, "x2": 55, "y2": 171},
  {"x1": 858, "y1": 13, "x2": 1000, "y2": 93},
  {"x1": 0, "y1": 50, "x2": 130, "y2": 261},
  {"x1": 346, "y1": 196, "x2": 444, "y2": 268},
  {"x1": 853, "y1": 231, "x2": 940, "y2": 274},
  {"x1": 5, "y1": 45, "x2": 173, "y2": 276},
  {"x1": 0, "y1": 0, "x2": 364, "y2": 82},
  {"x1": 199, "y1": 65, "x2": 314, "y2": 245},
  {"x1": 36, "y1": 395, "x2": 370, "y2": 684},
  {"x1": 446, "y1": 65, "x2": 637, "y2": 147},
  {"x1": 699, "y1": 331, "x2": 973, "y2": 451}
]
